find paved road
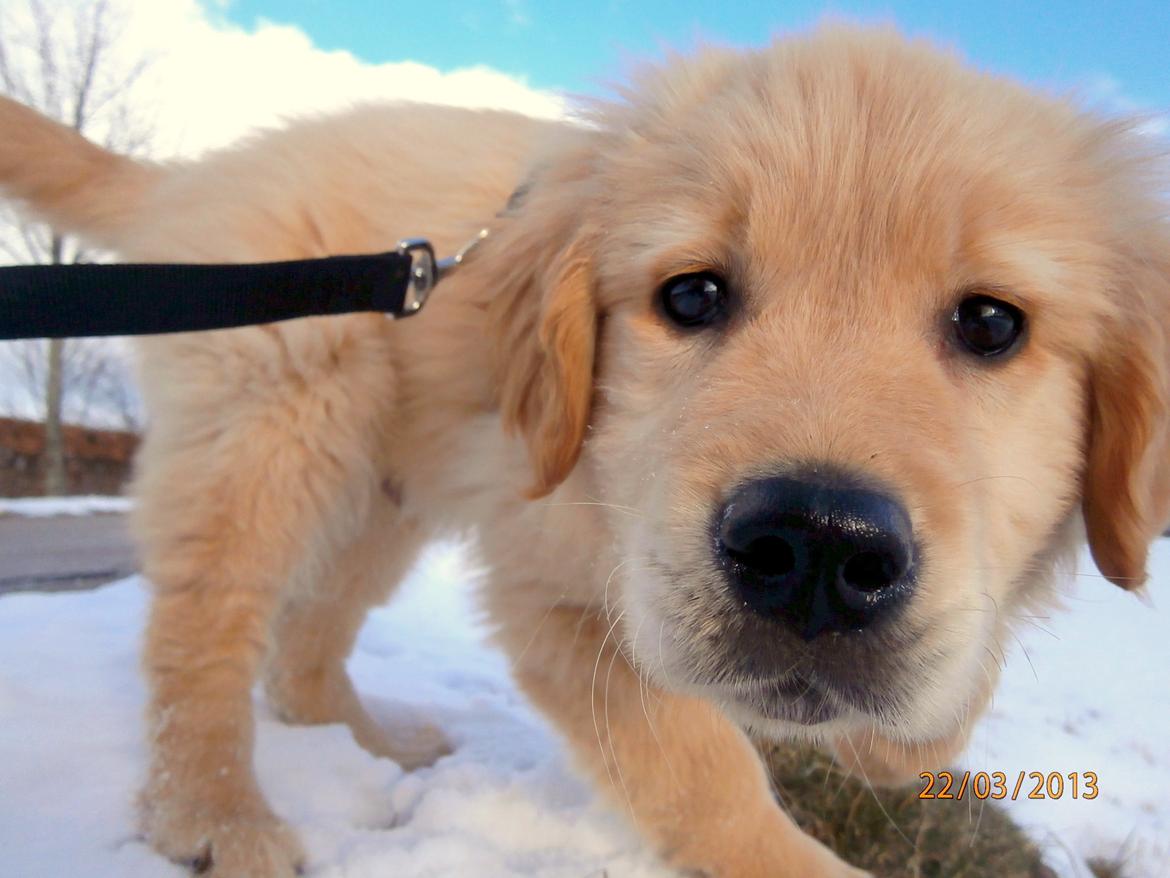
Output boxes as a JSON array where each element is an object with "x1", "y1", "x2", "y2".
[{"x1": 0, "y1": 513, "x2": 137, "y2": 594}]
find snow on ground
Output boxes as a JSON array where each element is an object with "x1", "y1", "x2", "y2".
[
  {"x1": 964, "y1": 553, "x2": 1170, "y2": 878},
  {"x1": 0, "y1": 539, "x2": 1167, "y2": 878},
  {"x1": 0, "y1": 542, "x2": 668, "y2": 878},
  {"x1": 0, "y1": 495, "x2": 134, "y2": 517}
]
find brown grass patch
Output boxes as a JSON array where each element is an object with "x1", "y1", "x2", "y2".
[{"x1": 759, "y1": 742, "x2": 1058, "y2": 877}]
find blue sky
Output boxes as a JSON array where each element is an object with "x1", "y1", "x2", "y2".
[{"x1": 218, "y1": 1, "x2": 1170, "y2": 112}]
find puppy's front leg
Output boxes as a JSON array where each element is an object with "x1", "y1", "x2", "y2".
[
  {"x1": 136, "y1": 460, "x2": 316, "y2": 878},
  {"x1": 133, "y1": 323, "x2": 400, "y2": 877},
  {"x1": 500, "y1": 605, "x2": 869, "y2": 878}
]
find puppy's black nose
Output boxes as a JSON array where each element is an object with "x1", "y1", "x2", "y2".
[{"x1": 717, "y1": 473, "x2": 915, "y2": 640}]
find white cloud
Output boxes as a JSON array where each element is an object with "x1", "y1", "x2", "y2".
[
  {"x1": 41, "y1": 0, "x2": 565, "y2": 157},
  {"x1": 1136, "y1": 114, "x2": 1169, "y2": 140},
  {"x1": 143, "y1": 0, "x2": 562, "y2": 155},
  {"x1": 1076, "y1": 71, "x2": 1168, "y2": 143},
  {"x1": 503, "y1": 0, "x2": 531, "y2": 28}
]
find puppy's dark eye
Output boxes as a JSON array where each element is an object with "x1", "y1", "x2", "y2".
[
  {"x1": 952, "y1": 294, "x2": 1025, "y2": 357},
  {"x1": 659, "y1": 272, "x2": 727, "y2": 328}
]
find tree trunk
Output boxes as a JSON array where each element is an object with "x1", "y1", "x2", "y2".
[
  {"x1": 43, "y1": 234, "x2": 68, "y2": 495},
  {"x1": 43, "y1": 337, "x2": 67, "y2": 494}
]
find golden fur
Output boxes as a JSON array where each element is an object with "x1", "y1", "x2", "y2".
[{"x1": 1, "y1": 26, "x2": 1168, "y2": 878}]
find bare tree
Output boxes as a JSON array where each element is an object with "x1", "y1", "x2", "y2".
[
  {"x1": 0, "y1": 0, "x2": 153, "y2": 493},
  {"x1": 3, "y1": 336, "x2": 143, "y2": 430}
]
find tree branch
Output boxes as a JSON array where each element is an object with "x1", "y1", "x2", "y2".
[{"x1": 0, "y1": 0, "x2": 155, "y2": 453}]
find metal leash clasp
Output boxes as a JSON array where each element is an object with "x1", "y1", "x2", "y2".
[
  {"x1": 436, "y1": 227, "x2": 489, "y2": 280},
  {"x1": 395, "y1": 228, "x2": 490, "y2": 318},
  {"x1": 395, "y1": 238, "x2": 437, "y2": 316}
]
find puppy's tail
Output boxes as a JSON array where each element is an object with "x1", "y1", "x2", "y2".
[{"x1": 0, "y1": 95, "x2": 162, "y2": 249}]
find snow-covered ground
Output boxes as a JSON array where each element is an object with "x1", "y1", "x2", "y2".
[
  {"x1": 966, "y1": 557, "x2": 1170, "y2": 877},
  {"x1": 0, "y1": 495, "x2": 134, "y2": 517},
  {"x1": 0, "y1": 539, "x2": 1166, "y2": 878}
]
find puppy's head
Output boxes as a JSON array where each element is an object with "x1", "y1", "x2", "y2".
[{"x1": 487, "y1": 28, "x2": 1170, "y2": 742}]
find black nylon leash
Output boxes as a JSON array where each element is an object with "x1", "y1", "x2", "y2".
[{"x1": 0, "y1": 235, "x2": 484, "y2": 340}]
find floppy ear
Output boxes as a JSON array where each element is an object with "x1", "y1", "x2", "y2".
[
  {"x1": 1083, "y1": 248, "x2": 1170, "y2": 589},
  {"x1": 486, "y1": 162, "x2": 601, "y2": 498}
]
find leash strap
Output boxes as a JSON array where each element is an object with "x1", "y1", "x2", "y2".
[{"x1": 0, "y1": 240, "x2": 440, "y2": 340}]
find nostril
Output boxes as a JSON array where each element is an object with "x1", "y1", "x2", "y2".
[
  {"x1": 729, "y1": 535, "x2": 796, "y2": 577},
  {"x1": 840, "y1": 550, "x2": 899, "y2": 592}
]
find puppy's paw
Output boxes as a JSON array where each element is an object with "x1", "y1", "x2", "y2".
[
  {"x1": 141, "y1": 786, "x2": 305, "y2": 878},
  {"x1": 363, "y1": 717, "x2": 453, "y2": 770},
  {"x1": 352, "y1": 703, "x2": 453, "y2": 770}
]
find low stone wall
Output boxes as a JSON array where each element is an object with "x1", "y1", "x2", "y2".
[{"x1": 0, "y1": 417, "x2": 138, "y2": 497}]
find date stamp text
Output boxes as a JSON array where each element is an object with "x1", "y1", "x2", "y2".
[{"x1": 918, "y1": 771, "x2": 1099, "y2": 801}]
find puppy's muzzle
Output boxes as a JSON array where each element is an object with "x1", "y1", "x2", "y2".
[{"x1": 717, "y1": 471, "x2": 916, "y2": 640}]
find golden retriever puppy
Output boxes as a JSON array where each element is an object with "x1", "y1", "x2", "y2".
[{"x1": 1, "y1": 25, "x2": 1167, "y2": 878}]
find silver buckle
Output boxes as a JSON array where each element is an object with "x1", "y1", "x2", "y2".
[
  {"x1": 395, "y1": 228, "x2": 489, "y2": 318},
  {"x1": 396, "y1": 238, "x2": 437, "y2": 316}
]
